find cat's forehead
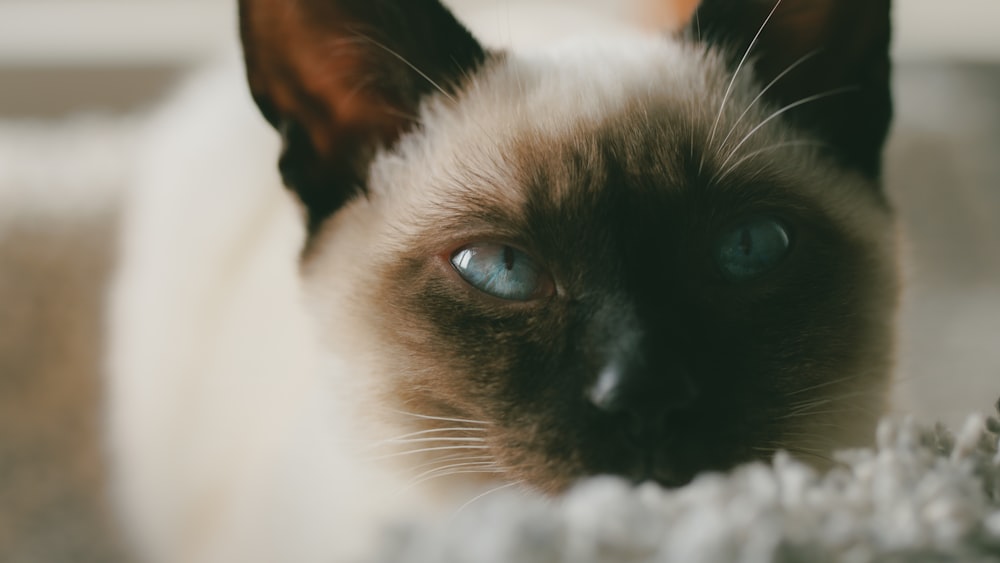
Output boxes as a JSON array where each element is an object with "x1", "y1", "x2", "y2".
[
  {"x1": 393, "y1": 35, "x2": 728, "y2": 171},
  {"x1": 465, "y1": 37, "x2": 717, "y2": 137},
  {"x1": 365, "y1": 34, "x2": 878, "y2": 237}
]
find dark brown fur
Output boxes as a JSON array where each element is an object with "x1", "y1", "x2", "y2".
[{"x1": 370, "y1": 113, "x2": 896, "y2": 492}]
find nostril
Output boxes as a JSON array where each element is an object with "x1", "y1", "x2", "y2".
[
  {"x1": 623, "y1": 410, "x2": 649, "y2": 443},
  {"x1": 587, "y1": 366, "x2": 699, "y2": 449},
  {"x1": 615, "y1": 406, "x2": 673, "y2": 449}
]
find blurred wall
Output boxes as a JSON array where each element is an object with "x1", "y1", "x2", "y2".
[{"x1": 1, "y1": 0, "x2": 1000, "y2": 116}]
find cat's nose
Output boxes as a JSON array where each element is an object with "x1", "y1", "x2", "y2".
[{"x1": 587, "y1": 358, "x2": 698, "y2": 440}]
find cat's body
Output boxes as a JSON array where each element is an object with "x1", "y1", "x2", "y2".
[{"x1": 107, "y1": 1, "x2": 898, "y2": 561}]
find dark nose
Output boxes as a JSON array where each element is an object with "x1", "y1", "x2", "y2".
[{"x1": 586, "y1": 358, "x2": 698, "y2": 442}]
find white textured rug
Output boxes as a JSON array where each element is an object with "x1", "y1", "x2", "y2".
[{"x1": 376, "y1": 409, "x2": 1000, "y2": 563}]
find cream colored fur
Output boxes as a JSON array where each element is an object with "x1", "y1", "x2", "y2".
[{"x1": 107, "y1": 6, "x2": 894, "y2": 563}]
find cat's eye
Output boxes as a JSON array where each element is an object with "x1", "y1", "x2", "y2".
[
  {"x1": 450, "y1": 243, "x2": 551, "y2": 301},
  {"x1": 715, "y1": 217, "x2": 791, "y2": 281}
]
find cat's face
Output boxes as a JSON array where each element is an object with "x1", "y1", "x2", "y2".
[{"x1": 240, "y1": 0, "x2": 897, "y2": 492}]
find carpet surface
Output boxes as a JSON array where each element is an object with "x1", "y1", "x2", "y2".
[{"x1": 377, "y1": 410, "x2": 1000, "y2": 563}]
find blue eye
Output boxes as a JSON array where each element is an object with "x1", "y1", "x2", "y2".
[
  {"x1": 715, "y1": 217, "x2": 791, "y2": 281},
  {"x1": 450, "y1": 243, "x2": 550, "y2": 301}
]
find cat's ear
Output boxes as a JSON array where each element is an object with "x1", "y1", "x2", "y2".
[
  {"x1": 687, "y1": 0, "x2": 892, "y2": 178},
  {"x1": 239, "y1": 0, "x2": 487, "y2": 232}
]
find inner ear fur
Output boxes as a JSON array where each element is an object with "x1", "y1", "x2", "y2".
[
  {"x1": 239, "y1": 0, "x2": 487, "y2": 233},
  {"x1": 689, "y1": 0, "x2": 892, "y2": 179}
]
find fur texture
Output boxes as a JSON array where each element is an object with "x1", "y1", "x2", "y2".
[{"x1": 108, "y1": 1, "x2": 900, "y2": 561}]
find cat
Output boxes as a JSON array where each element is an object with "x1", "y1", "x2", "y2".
[{"x1": 107, "y1": 0, "x2": 898, "y2": 561}]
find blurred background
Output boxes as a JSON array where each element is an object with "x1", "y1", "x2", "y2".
[
  {"x1": 2, "y1": 0, "x2": 999, "y2": 116},
  {"x1": 0, "y1": 0, "x2": 998, "y2": 561}
]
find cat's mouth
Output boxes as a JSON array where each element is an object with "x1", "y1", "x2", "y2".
[
  {"x1": 481, "y1": 416, "x2": 761, "y2": 495},
  {"x1": 622, "y1": 455, "x2": 697, "y2": 488}
]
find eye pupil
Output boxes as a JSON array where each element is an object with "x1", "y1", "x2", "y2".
[
  {"x1": 715, "y1": 217, "x2": 791, "y2": 281},
  {"x1": 739, "y1": 228, "x2": 753, "y2": 256},
  {"x1": 504, "y1": 246, "x2": 515, "y2": 271}
]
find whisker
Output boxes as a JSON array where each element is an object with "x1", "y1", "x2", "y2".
[
  {"x1": 773, "y1": 409, "x2": 863, "y2": 422},
  {"x1": 348, "y1": 31, "x2": 457, "y2": 104},
  {"x1": 714, "y1": 49, "x2": 821, "y2": 157},
  {"x1": 381, "y1": 427, "x2": 488, "y2": 441},
  {"x1": 786, "y1": 397, "x2": 835, "y2": 414},
  {"x1": 701, "y1": 0, "x2": 784, "y2": 174},
  {"x1": 712, "y1": 140, "x2": 826, "y2": 184},
  {"x1": 778, "y1": 431, "x2": 836, "y2": 440},
  {"x1": 408, "y1": 460, "x2": 498, "y2": 481},
  {"x1": 379, "y1": 106, "x2": 425, "y2": 124},
  {"x1": 450, "y1": 480, "x2": 524, "y2": 520},
  {"x1": 380, "y1": 437, "x2": 486, "y2": 445},
  {"x1": 773, "y1": 392, "x2": 867, "y2": 420},
  {"x1": 399, "y1": 468, "x2": 506, "y2": 495},
  {"x1": 715, "y1": 85, "x2": 859, "y2": 173},
  {"x1": 363, "y1": 445, "x2": 487, "y2": 462},
  {"x1": 404, "y1": 462, "x2": 501, "y2": 489},
  {"x1": 787, "y1": 388, "x2": 882, "y2": 413},
  {"x1": 389, "y1": 409, "x2": 490, "y2": 426},
  {"x1": 408, "y1": 454, "x2": 494, "y2": 473},
  {"x1": 361, "y1": 427, "x2": 487, "y2": 452},
  {"x1": 759, "y1": 440, "x2": 837, "y2": 464},
  {"x1": 784, "y1": 373, "x2": 865, "y2": 398},
  {"x1": 786, "y1": 449, "x2": 836, "y2": 465}
]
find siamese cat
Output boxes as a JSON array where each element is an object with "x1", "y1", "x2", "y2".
[{"x1": 108, "y1": 0, "x2": 897, "y2": 561}]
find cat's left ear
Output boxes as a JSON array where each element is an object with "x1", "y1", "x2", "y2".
[
  {"x1": 687, "y1": 0, "x2": 892, "y2": 179},
  {"x1": 239, "y1": 0, "x2": 487, "y2": 233}
]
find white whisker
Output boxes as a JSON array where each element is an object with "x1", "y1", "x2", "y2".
[
  {"x1": 361, "y1": 427, "x2": 487, "y2": 452},
  {"x1": 711, "y1": 140, "x2": 825, "y2": 184},
  {"x1": 715, "y1": 85, "x2": 858, "y2": 174},
  {"x1": 399, "y1": 468, "x2": 506, "y2": 495},
  {"x1": 364, "y1": 445, "x2": 487, "y2": 462},
  {"x1": 774, "y1": 409, "x2": 856, "y2": 422},
  {"x1": 714, "y1": 49, "x2": 821, "y2": 157},
  {"x1": 786, "y1": 397, "x2": 835, "y2": 415},
  {"x1": 381, "y1": 427, "x2": 488, "y2": 441},
  {"x1": 349, "y1": 32, "x2": 456, "y2": 104},
  {"x1": 405, "y1": 461, "x2": 501, "y2": 489},
  {"x1": 389, "y1": 409, "x2": 490, "y2": 426},
  {"x1": 450, "y1": 481, "x2": 524, "y2": 520},
  {"x1": 784, "y1": 373, "x2": 863, "y2": 398},
  {"x1": 701, "y1": 0, "x2": 784, "y2": 174},
  {"x1": 791, "y1": 388, "x2": 880, "y2": 411},
  {"x1": 381, "y1": 437, "x2": 486, "y2": 445},
  {"x1": 784, "y1": 448, "x2": 836, "y2": 464},
  {"x1": 408, "y1": 454, "x2": 494, "y2": 473}
]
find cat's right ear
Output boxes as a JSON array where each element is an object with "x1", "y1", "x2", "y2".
[
  {"x1": 239, "y1": 0, "x2": 487, "y2": 233},
  {"x1": 686, "y1": 0, "x2": 892, "y2": 179}
]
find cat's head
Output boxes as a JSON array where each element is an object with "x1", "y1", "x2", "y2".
[{"x1": 239, "y1": 0, "x2": 898, "y2": 492}]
